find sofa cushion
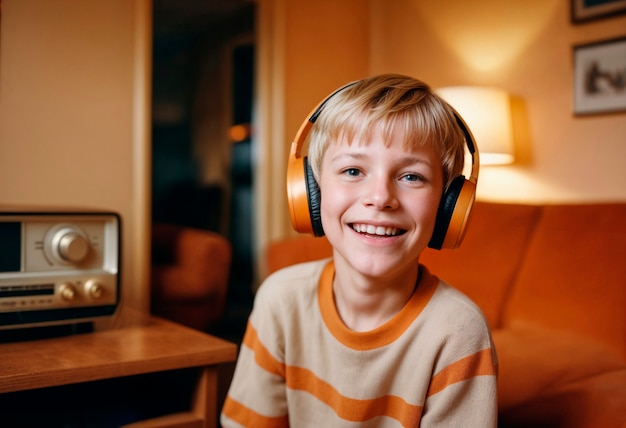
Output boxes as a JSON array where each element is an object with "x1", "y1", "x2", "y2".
[
  {"x1": 499, "y1": 366, "x2": 626, "y2": 428},
  {"x1": 420, "y1": 202, "x2": 541, "y2": 329},
  {"x1": 493, "y1": 321, "x2": 625, "y2": 412},
  {"x1": 502, "y1": 204, "x2": 626, "y2": 359}
]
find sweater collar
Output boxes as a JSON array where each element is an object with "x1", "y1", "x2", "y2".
[{"x1": 318, "y1": 261, "x2": 439, "y2": 350}]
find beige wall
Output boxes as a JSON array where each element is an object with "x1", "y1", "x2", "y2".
[
  {"x1": 370, "y1": 0, "x2": 626, "y2": 203},
  {"x1": 0, "y1": 0, "x2": 151, "y2": 312},
  {"x1": 255, "y1": 0, "x2": 370, "y2": 279}
]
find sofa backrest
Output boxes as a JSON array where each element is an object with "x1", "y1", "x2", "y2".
[
  {"x1": 265, "y1": 202, "x2": 626, "y2": 360},
  {"x1": 501, "y1": 203, "x2": 626, "y2": 359},
  {"x1": 421, "y1": 202, "x2": 542, "y2": 329},
  {"x1": 266, "y1": 234, "x2": 333, "y2": 276}
]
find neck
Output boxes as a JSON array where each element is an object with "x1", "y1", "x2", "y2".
[{"x1": 332, "y1": 261, "x2": 419, "y2": 332}]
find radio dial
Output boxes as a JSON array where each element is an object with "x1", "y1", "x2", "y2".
[
  {"x1": 47, "y1": 226, "x2": 91, "y2": 264},
  {"x1": 58, "y1": 231, "x2": 89, "y2": 263},
  {"x1": 84, "y1": 279, "x2": 104, "y2": 299},
  {"x1": 59, "y1": 283, "x2": 77, "y2": 301}
]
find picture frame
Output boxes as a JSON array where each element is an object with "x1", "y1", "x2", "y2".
[
  {"x1": 573, "y1": 36, "x2": 626, "y2": 116},
  {"x1": 571, "y1": 0, "x2": 626, "y2": 23}
]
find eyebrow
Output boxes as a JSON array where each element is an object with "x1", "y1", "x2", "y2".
[{"x1": 329, "y1": 152, "x2": 434, "y2": 169}]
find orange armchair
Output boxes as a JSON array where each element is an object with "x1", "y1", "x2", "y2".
[{"x1": 150, "y1": 223, "x2": 232, "y2": 331}]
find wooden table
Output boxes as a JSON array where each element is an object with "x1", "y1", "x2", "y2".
[{"x1": 0, "y1": 308, "x2": 238, "y2": 427}]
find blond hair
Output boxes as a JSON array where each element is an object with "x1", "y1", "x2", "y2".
[{"x1": 308, "y1": 74, "x2": 467, "y2": 191}]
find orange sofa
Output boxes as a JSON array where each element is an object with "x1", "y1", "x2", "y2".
[{"x1": 266, "y1": 202, "x2": 626, "y2": 428}]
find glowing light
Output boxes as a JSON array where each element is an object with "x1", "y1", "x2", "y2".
[
  {"x1": 414, "y1": 0, "x2": 560, "y2": 72},
  {"x1": 228, "y1": 123, "x2": 251, "y2": 142},
  {"x1": 438, "y1": 86, "x2": 515, "y2": 165}
]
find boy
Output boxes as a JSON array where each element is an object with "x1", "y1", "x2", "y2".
[{"x1": 221, "y1": 74, "x2": 498, "y2": 427}]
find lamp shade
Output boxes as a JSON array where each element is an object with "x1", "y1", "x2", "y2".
[{"x1": 437, "y1": 86, "x2": 515, "y2": 165}]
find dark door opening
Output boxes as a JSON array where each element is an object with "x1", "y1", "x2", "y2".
[{"x1": 151, "y1": 1, "x2": 256, "y2": 340}]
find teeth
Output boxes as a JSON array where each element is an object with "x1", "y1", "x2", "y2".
[{"x1": 353, "y1": 224, "x2": 399, "y2": 236}]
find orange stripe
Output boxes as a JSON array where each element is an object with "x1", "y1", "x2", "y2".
[
  {"x1": 243, "y1": 322, "x2": 423, "y2": 425},
  {"x1": 286, "y1": 365, "x2": 423, "y2": 426},
  {"x1": 427, "y1": 348, "x2": 496, "y2": 397},
  {"x1": 243, "y1": 322, "x2": 286, "y2": 377},
  {"x1": 222, "y1": 396, "x2": 289, "y2": 428}
]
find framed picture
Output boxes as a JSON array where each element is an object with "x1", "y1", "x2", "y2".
[
  {"x1": 573, "y1": 36, "x2": 626, "y2": 115},
  {"x1": 571, "y1": 0, "x2": 626, "y2": 22}
]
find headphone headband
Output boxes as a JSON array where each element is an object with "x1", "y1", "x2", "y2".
[
  {"x1": 453, "y1": 112, "x2": 480, "y2": 185},
  {"x1": 290, "y1": 81, "x2": 359, "y2": 161}
]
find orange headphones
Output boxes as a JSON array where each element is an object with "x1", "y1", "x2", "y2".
[{"x1": 286, "y1": 81, "x2": 479, "y2": 250}]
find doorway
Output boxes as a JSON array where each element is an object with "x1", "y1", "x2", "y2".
[{"x1": 151, "y1": 0, "x2": 256, "y2": 339}]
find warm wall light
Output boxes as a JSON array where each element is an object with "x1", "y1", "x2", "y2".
[
  {"x1": 437, "y1": 86, "x2": 515, "y2": 165},
  {"x1": 413, "y1": 2, "x2": 559, "y2": 73},
  {"x1": 228, "y1": 123, "x2": 252, "y2": 143}
]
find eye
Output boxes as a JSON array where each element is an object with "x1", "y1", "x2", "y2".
[
  {"x1": 400, "y1": 173, "x2": 425, "y2": 183},
  {"x1": 341, "y1": 168, "x2": 363, "y2": 177}
]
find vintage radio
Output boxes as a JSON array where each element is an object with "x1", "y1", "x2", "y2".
[{"x1": 0, "y1": 209, "x2": 120, "y2": 329}]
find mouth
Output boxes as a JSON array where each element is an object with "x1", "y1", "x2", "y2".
[{"x1": 350, "y1": 223, "x2": 406, "y2": 237}]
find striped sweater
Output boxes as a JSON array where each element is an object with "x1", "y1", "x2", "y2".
[{"x1": 221, "y1": 259, "x2": 498, "y2": 427}]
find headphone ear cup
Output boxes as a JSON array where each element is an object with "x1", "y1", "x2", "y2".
[
  {"x1": 304, "y1": 157, "x2": 324, "y2": 237},
  {"x1": 429, "y1": 175, "x2": 476, "y2": 250},
  {"x1": 286, "y1": 152, "x2": 325, "y2": 237},
  {"x1": 287, "y1": 80, "x2": 361, "y2": 237},
  {"x1": 287, "y1": 153, "x2": 313, "y2": 235}
]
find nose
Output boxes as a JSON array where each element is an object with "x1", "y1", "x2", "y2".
[{"x1": 363, "y1": 175, "x2": 399, "y2": 210}]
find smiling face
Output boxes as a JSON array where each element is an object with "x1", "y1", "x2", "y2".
[{"x1": 318, "y1": 123, "x2": 444, "y2": 281}]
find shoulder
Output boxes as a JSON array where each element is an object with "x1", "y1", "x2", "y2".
[
  {"x1": 418, "y1": 266, "x2": 497, "y2": 367},
  {"x1": 248, "y1": 259, "x2": 330, "y2": 354},
  {"x1": 435, "y1": 281, "x2": 486, "y2": 321},
  {"x1": 254, "y1": 258, "x2": 330, "y2": 309},
  {"x1": 420, "y1": 266, "x2": 485, "y2": 320},
  {"x1": 420, "y1": 265, "x2": 493, "y2": 340}
]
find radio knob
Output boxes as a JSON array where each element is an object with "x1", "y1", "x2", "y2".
[
  {"x1": 58, "y1": 231, "x2": 89, "y2": 263},
  {"x1": 84, "y1": 280, "x2": 104, "y2": 299},
  {"x1": 46, "y1": 226, "x2": 91, "y2": 265},
  {"x1": 59, "y1": 283, "x2": 77, "y2": 301}
]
